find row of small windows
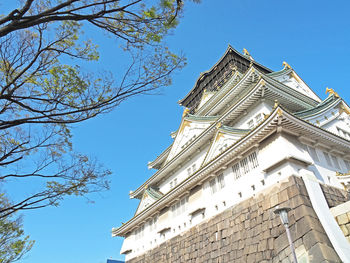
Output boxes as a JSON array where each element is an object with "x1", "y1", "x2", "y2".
[
  {"x1": 187, "y1": 163, "x2": 197, "y2": 176},
  {"x1": 134, "y1": 215, "x2": 158, "y2": 240},
  {"x1": 306, "y1": 145, "x2": 350, "y2": 170},
  {"x1": 232, "y1": 152, "x2": 259, "y2": 180},
  {"x1": 181, "y1": 135, "x2": 197, "y2": 150},
  {"x1": 337, "y1": 127, "x2": 350, "y2": 140},
  {"x1": 169, "y1": 178, "x2": 178, "y2": 189},
  {"x1": 247, "y1": 113, "x2": 263, "y2": 129},
  {"x1": 136, "y1": 152, "x2": 260, "y2": 241}
]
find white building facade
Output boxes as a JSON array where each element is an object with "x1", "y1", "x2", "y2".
[{"x1": 113, "y1": 46, "x2": 350, "y2": 261}]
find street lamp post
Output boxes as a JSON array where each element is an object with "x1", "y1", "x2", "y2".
[{"x1": 274, "y1": 207, "x2": 298, "y2": 263}]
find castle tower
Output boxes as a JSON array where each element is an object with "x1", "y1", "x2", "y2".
[{"x1": 113, "y1": 46, "x2": 350, "y2": 262}]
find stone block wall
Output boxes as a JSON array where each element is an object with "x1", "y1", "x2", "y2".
[
  {"x1": 330, "y1": 201, "x2": 350, "y2": 243},
  {"x1": 127, "y1": 176, "x2": 346, "y2": 263},
  {"x1": 320, "y1": 183, "x2": 348, "y2": 208}
]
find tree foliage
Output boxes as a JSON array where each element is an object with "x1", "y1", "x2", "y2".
[
  {"x1": 0, "y1": 0, "x2": 190, "y2": 218},
  {"x1": 0, "y1": 195, "x2": 34, "y2": 263}
]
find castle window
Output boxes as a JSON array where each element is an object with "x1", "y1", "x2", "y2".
[
  {"x1": 170, "y1": 178, "x2": 178, "y2": 189},
  {"x1": 218, "y1": 174, "x2": 225, "y2": 189},
  {"x1": 323, "y1": 152, "x2": 332, "y2": 167},
  {"x1": 255, "y1": 113, "x2": 262, "y2": 124},
  {"x1": 148, "y1": 216, "x2": 158, "y2": 232},
  {"x1": 171, "y1": 196, "x2": 188, "y2": 217},
  {"x1": 343, "y1": 159, "x2": 350, "y2": 171},
  {"x1": 135, "y1": 224, "x2": 145, "y2": 240},
  {"x1": 232, "y1": 163, "x2": 241, "y2": 180},
  {"x1": 331, "y1": 155, "x2": 340, "y2": 169},
  {"x1": 248, "y1": 120, "x2": 254, "y2": 129},
  {"x1": 240, "y1": 158, "x2": 250, "y2": 174},
  {"x1": 192, "y1": 163, "x2": 197, "y2": 172},
  {"x1": 307, "y1": 145, "x2": 319, "y2": 162},
  {"x1": 248, "y1": 152, "x2": 259, "y2": 169},
  {"x1": 210, "y1": 174, "x2": 225, "y2": 194}
]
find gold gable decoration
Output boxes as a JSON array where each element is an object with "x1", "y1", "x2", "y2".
[
  {"x1": 282, "y1": 61, "x2": 292, "y2": 69},
  {"x1": 325, "y1": 87, "x2": 340, "y2": 98}
]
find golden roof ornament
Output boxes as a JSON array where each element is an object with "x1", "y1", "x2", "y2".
[
  {"x1": 216, "y1": 122, "x2": 222, "y2": 129},
  {"x1": 274, "y1": 100, "x2": 279, "y2": 108},
  {"x1": 243, "y1": 48, "x2": 250, "y2": 56},
  {"x1": 282, "y1": 61, "x2": 292, "y2": 69},
  {"x1": 182, "y1": 107, "x2": 190, "y2": 117},
  {"x1": 325, "y1": 87, "x2": 339, "y2": 98}
]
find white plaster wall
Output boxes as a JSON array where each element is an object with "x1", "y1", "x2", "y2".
[
  {"x1": 322, "y1": 112, "x2": 350, "y2": 137},
  {"x1": 272, "y1": 72, "x2": 320, "y2": 102},
  {"x1": 233, "y1": 101, "x2": 273, "y2": 129},
  {"x1": 158, "y1": 145, "x2": 210, "y2": 194}
]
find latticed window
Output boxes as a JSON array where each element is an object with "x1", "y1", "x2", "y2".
[
  {"x1": 240, "y1": 158, "x2": 250, "y2": 174},
  {"x1": 209, "y1": 177, "x2": 217, "y2": 194},
  {"x1": 210, "y1": 174, "x2": 225, "y2": 194},
  {"x1": 232, "y1": 163, "x2": 241, "y2": 180},
  {"x1": 248, "y1": 152, "x2": 259, "y2": 169},
  {"x1": 217, "y1": 174, "x2": 225, "y2": 189}
]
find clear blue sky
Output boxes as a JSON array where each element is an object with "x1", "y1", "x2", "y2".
[{"x1": 14, "y1": 0, "x2": 350, "y2": 262}]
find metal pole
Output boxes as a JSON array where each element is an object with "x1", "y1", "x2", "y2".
[{"x1": 282, "y1": 222, "x2": 298, "y2": 263}]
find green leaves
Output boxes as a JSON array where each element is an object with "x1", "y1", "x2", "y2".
[{"x1": 0, "y1": 195, "x2": 34, "y2": 263}]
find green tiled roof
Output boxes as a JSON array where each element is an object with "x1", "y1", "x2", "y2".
[
  {"x1": 146, "y1": 187, "x2": 163, "y2": 200},
  {"x1": 266, "y1": 67, "x2": 292, "y2": 77},
  {"x1": 186, "y1": 114, "x2": 219, "y2": 121},
  {"x1": 294, "y1": 95, "x2": 340, "y2": 118},
  {"x1": 220, "y1": 125, "x2": 250, "y2": 134}
]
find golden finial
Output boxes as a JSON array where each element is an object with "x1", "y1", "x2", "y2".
[
  {"x1": 325, "y1": 87, "x2": 339, "y2": 98},
  {"x1": 282, "y1": 61, "x2": 292, "y2": 69},
  {"x1": 216, "y1": 122, "x2": 222, "y2": 129},
  {"x1": 260, "y1": 79, "x2": 266, "y2": 86},
  {"x1": 274, "y1": 100, "x2": 279, "y2": 108},
  {"x1": 182, "y1": 108, "x2": 190, "y2": 117},
  {"x1": 243, "y1": 48, "x2": 250, "y2": 56}
]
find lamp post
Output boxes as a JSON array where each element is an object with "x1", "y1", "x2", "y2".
[{"x1": 274, "y1": 207, "x2": 298, "y2": 263}]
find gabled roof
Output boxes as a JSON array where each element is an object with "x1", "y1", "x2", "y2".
[
  {"x1": 202, "y1": 125, "x2": 250, "y2": 165},
  {"x1": 267, "y1": 67, "x2": 321, "y2": 102},
  {"x1": 134, "y1": 186, "x2": 164, "y2": 215},
  {"x1": 294, "y1": 94, "x2": 341, "y2": 118}
]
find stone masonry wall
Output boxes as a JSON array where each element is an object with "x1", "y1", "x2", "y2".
[{"x1": 128, "y1": 176, "x2": 347, "y2": 263}]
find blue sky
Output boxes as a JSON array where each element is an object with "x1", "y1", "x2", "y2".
[{"x1": 12, "y1": 0, "x2": 350, "y2": 262}]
